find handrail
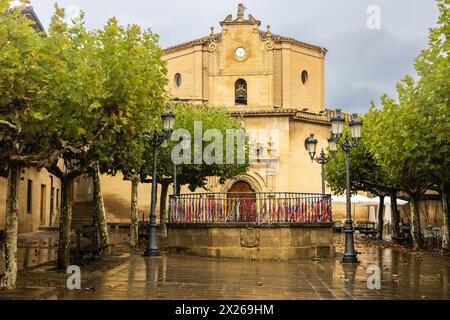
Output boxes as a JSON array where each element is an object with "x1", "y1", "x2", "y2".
[{"x1": 168, "y1": 192, "x2": 332, "y2": 225}]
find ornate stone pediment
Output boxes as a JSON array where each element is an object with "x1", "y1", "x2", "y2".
[{"x1": 220, "y1": 4, "x2": 261, "y2": 27}]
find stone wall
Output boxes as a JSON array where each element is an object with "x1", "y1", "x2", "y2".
[
  {"x1": 165, "y1": 223, "x2": 335, "y2": 260},
  {"x1": 0, "y1": 167, "x2": 61, "y2": 234}
]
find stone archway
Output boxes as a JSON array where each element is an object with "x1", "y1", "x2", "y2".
[
  {"x1": 228, "y1": 181, "x2": 255, "y2": 194},
  {"x1": 222, "y1": 174, "x2": 264, "y2": 194}
]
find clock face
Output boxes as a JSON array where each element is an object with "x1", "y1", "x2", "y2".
[{"x1": 235, "y1": 47, "x2": 246, "y2": 58}]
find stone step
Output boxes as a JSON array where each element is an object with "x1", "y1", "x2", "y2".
[
  {"x1": 72, "y1": 201, "x2": 95, "y2": 228},
  {"x1": 39, "y1": 226, "x2": 59, "y2": 232}
]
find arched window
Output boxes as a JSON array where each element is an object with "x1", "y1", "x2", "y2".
[
  {"x1": 174, "y1": 73, "x2": 182, "y2": 87},
  {"x1": 235, "y1": 79, "x2": 247, "y2": 105},
  {"x1": 301, "y1": 70, "x2": 308, "y2": 85}
]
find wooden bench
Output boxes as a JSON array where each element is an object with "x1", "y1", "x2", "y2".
[
  {"x1": 358, "y1": 222, "x2": 377, "y2": 239},
  {"x1": 392, "y1": 224, "x2": 413, "y2": 245},
  {"x1": 360, "y1": 229, "x2": 378, "y2": 239},
  {"x1": 72, "y1": 225, "x2": 109, "y2": 264},
  {"x1": 392, "y1": 236, "x2": 412, "y2": 245}
]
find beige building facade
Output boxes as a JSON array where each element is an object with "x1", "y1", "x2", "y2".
[
  {"x1": 95, "y1": 4, "x2": 367, "y2": 224},
  {"x1": 0, "y1": 5, "x2": 364, "y2": 235},
  {"x1": 0, "y1": 168, "x2": 62, "y2": 234},
  {"x1": 163, "y1": 4, "x2": 330, "y2": 195}
]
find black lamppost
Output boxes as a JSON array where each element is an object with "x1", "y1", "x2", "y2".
[
  {"x1": 304, "y1": 134, "x2": 333, "y2": 195},
  {"x1": 328, "y1": 110, "x2": 363, "y2": 264},
  {"x1": 143, "y1": 109, "x2": 176, "y2": 257},
  {"x1": 305, "y1": 109, "x2": 363, "y2": 264}
]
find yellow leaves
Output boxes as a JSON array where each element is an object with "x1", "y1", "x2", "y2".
[
  {"x1": 88, "y1": 101, "x2": 102, "y2": 112},
  {"x1": 77, "y1": 127, "x2": 86, "y2": 136},
  {"x1": 31, "y1": 112, "x2": 44, "y2": 120}
]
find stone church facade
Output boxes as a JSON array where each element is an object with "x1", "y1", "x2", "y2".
[
  {"x1": 96, "y1": 4, "x2": 341, "y2": 224},
  {"x1": 163, "y1": 4, "x2": 330, "y2": 194},
  {"x1": 0, "y1": 5, "x2": 366, "y2": 233}
]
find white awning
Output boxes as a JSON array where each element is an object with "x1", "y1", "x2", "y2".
[
  {"x1": 331, "y1": 195, "x2": 377, "y2": 205},
  {"x1": 332, "y1": 195, "x2": 408, "y2": 206},
  {"x1": 371, "y1": 196, "x2": 408, "y2": 206}
]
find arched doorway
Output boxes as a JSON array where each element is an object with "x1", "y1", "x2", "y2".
[
  {"x1": 228, "y1": 181, "x2": 256, "y2": 222},
  {"x1": 228, "y1": 181, "x2": 255, "y2": 194}
]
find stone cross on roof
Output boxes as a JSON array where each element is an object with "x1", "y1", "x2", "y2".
[
  {"x1": 220, "y1": 4, "x2": 261, "y2": 27},
  {"x1": 237, "y1": 3, "x2": 247, "y2": 19}
]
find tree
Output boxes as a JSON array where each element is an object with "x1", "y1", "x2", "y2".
[
  {"x1": 369, "y1": 85, "x2": 433, "y2": 250},
  {"x1": 365, "y1": 0, "x2": 449, "y2": 251},
  {"x1": 101, "y1": 129, "x2": 154, "y2": 248},
  {"x1": 414, "y1": 0, "x2": 450, "y2": 253},
  {"x1": 325, "y1": 122, "x2": 400, "y2": 241},
  {"x1": 0, "y1": 0, "x2": 66, "y2": 289},
  {"x1": 140, "y1": 104, "x2": 251, "y2": 238},
  {"x1": 41, "y1": 7, "x2": 167, "y2": 269}
]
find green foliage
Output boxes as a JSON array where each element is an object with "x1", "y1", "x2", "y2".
[
  {"x1": 367, "y1": 0, "x2": 449, "y2": 193},
  {"x1": 0, "y1": 0, "x2": 58, "y2": 168},
  {"x1": 325, "y1": 121, "x2": 395, "y2": 197},
  {"x1": 328, "y1": 0, "x2": 449, "y2": 198},
  {"x1": 414, "y1": 0, "x2": 450, "y2": 187},
  {"x1": 143, "y1": 104, "x2": 251, "y2": 191},
  {"x1": 37, "y1": 5, "x2": 167, "y2": 178}
]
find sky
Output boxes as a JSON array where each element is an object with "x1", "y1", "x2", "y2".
[{"x1": 25, "y1": 0, "x2": 440, "y2": 114}]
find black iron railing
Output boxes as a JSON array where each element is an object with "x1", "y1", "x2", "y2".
[{"x1": 168, "y1": 192, "x2": 332, "y2": 224}]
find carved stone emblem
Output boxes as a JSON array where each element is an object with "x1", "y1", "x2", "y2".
[
  {"x1": 265, "y1": 40, "x2": 275, "y2": 51},
  {"x1": 208, "y1": 42, "x2": 217, "y2": 52},
  {"x1": 240, "y1": 228, "x2": 260, "y2": 248}
]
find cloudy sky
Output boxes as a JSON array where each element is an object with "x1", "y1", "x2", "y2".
[{"x1": 27, "y1": 0, "x2": 439, "y2": 114}]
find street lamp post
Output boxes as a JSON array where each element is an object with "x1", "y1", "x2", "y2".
[
  {"x1": 304, "y1": 134, "x2": 332, "y2": 195},
  {"x1": 143, "y1": 109, "x2": 176, "y2": 257},
  {"x1": 305, "y1": 109, "x2": 363, "y2": 264},
  {"x1": 329, "y1": 110, "x2": 363, "y2": 263}
]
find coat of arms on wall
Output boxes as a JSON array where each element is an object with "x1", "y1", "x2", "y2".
[{"x1": 240, "y1": 228, "x2": 260, "y2": 247}]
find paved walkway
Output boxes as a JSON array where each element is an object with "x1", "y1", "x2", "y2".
[
  {"x1": 0, "y1": 231, "x2": 59, "y2": 274},
  {"x1": 55, "y1": 237, "x2": 450, "y2": 300}
]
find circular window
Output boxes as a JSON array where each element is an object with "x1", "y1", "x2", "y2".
[
  {"x1": 174, "y1": 73, "x2": 182, "y2": 87},
  {"x1": 301, "y1": 70, "x2": 308, "y2": 85},
  {"x1": 235, "y1": 47, "x2": 246, "y2": 58}
]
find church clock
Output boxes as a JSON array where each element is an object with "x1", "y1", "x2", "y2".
[{"x1": 235, "y1": 47, "x2": 246, "y2": 58}]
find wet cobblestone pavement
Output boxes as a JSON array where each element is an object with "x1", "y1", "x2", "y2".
[
  {"x1": 0, "y1": 231, "x2": 59, "y2": 274},
  {"x1": 52, "y1": 235, "x2": 450, "y2": 300}
]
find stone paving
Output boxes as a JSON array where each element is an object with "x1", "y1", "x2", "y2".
[
  {"x1": 0, "y1": 231, "x2": 59, "y2": 274},
  {"x1": 53, "y1": 236, "x2": 450, "y2": 300}
]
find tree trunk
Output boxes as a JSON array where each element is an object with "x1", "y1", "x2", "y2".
[
  {"x1": 0, "y1": 164, "x2": 21, "y2": 290},
  {"x1": 159, "y1": 182, "x2": 169, "y2": 239},
  {"x1": 440, "y1": 182, "x2": 450, "y2": 254},
  {"x1": 57, "y1": 178, "x2": 73, "y2": 270},
  {"x1": 409, "y1": 194, "x2": 422, "y2": 250},
  {"x1": 391, "y1": 193, "x2": 401, "y2": 239},
  {"x1": 377, "y1": 196, "x2": 385, "y2": 241},
  {"x1": 92, "y1": 165, "x2": 110, "y2": 254},
  {"x1": 130, "y1": 178, "x2": 139, "y2": 248}
]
